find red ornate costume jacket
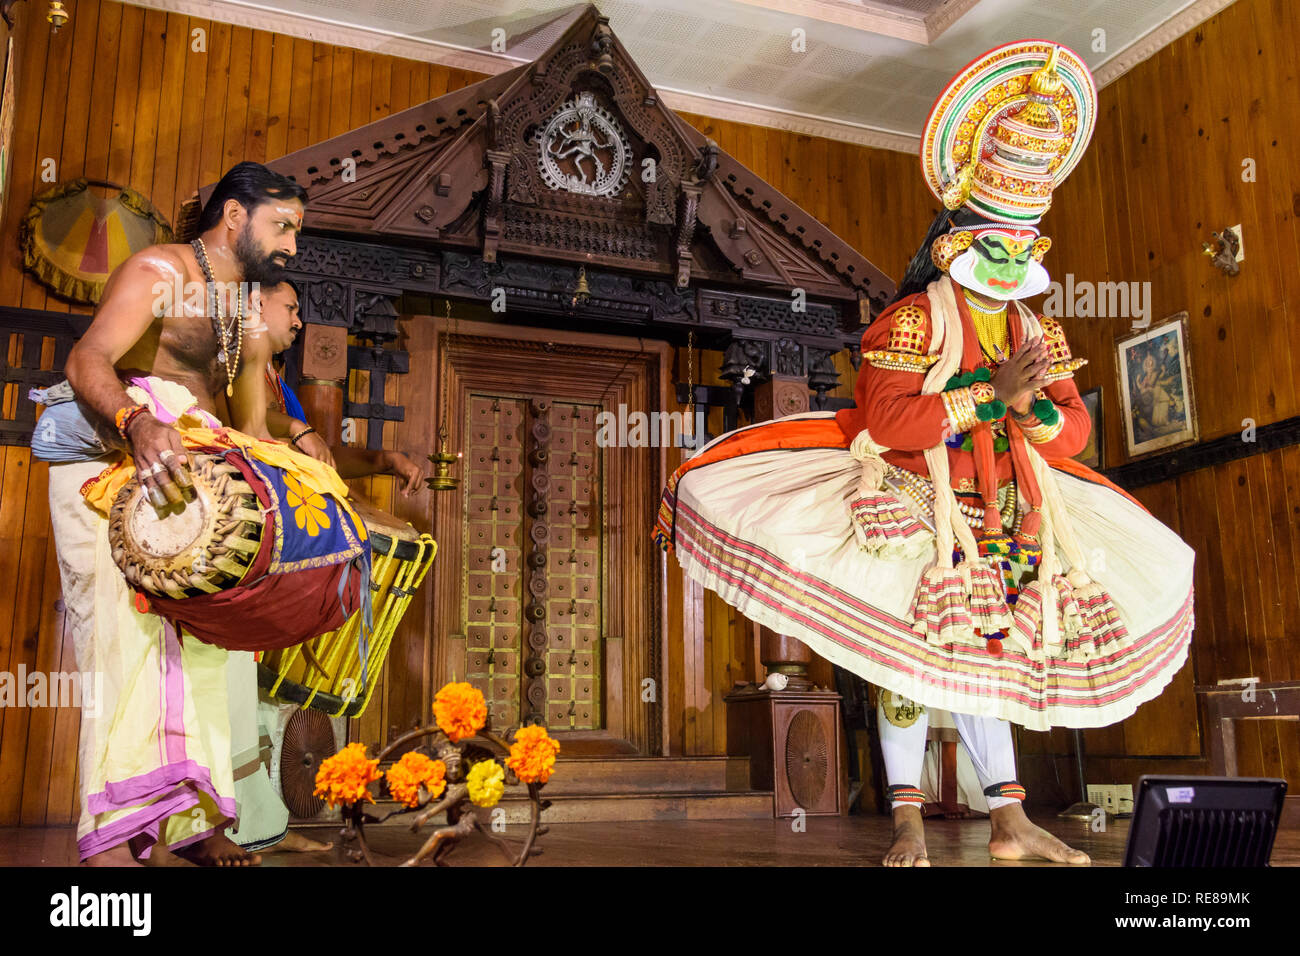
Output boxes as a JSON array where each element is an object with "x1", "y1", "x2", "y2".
[{"x1": 834, "y1": 291, "x2": 1090, "y2": 493}]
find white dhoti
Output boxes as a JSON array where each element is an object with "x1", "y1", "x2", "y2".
[
  {"x1": 49, "y1": 458, "x2": 236, "y2": 861},
  {"x1": 225, "y1": 651, "x2": 290, "y2": 850}
]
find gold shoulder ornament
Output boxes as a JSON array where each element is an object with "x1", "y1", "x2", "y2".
[{"x1": 864, "y1": 304, "x2": 939, "y2": 373}]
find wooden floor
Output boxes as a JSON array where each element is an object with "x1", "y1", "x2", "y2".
[{"x1": 4, "y1": 813, "x2": 1298, "y2": 866}]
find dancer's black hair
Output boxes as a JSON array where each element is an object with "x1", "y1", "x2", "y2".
[{"x1": 891, "y1": 204, "x2": 991, "y2": 305}]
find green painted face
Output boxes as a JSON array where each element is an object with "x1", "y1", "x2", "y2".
[{"x1": 971, "y1": 230, "x2": 1035, "y2": 294}]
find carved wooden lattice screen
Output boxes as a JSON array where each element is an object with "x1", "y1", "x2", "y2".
[
  {"x1": 463, "y1": 392, "x2": 603, "y2": 731},
  {"x1": 0, "y1": 310, "x2": 88, "y2": 446}
]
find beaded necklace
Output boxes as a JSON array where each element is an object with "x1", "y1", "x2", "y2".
[
  {"x1": 191, "y1": 238, "x2": 243, "y2": 397},
  {"x1": 265, "y1": 362, "x2": 287, "y2": 414},
  {"x1": 887, "y1": 464, "x2": 1020, "y2": 530},
  {"x1": 963, "y1": 290, "x2": 1009, "y2": 364}
]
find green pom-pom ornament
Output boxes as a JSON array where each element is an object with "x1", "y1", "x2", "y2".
[
  {"x1": 993, "y1": 436, "x2": 1010, "y2": 453},
  {"x1": 1032, "y1": 398, "x2": 1058, "y2": 424},
  {"x1": 973, "y1": 367, "x2": 992, "y2": 383},
  {"x1": 989, "y1": 400, "x2": 1007, "y2": 419},
  {"x1": 976, "y1": 403, "x2": 994, "y2": 422},
  {"x1": 958, "y1": 371, "x2": 975, "y2": 387}
]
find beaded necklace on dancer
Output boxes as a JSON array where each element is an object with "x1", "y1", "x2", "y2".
[{"x1": 963, "y1": 289, "x2": 1009, "y2": 366}]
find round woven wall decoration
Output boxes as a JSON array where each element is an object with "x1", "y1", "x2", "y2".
[{"x1": 20, "y1": 178, "x2": 173, "y2": 304}]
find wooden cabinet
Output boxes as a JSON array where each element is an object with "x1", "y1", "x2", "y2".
[{"x1": 725, "y1": 686, "x2": 848, "y2": 817}]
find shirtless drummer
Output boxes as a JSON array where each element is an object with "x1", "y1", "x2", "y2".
[{"x1": 48, "y1": 161, "x2": 310, "y2": 866}]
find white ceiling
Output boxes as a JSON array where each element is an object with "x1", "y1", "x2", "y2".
[{"x1": 137, "y1": 0, "x2": 1233, "y2": 149}]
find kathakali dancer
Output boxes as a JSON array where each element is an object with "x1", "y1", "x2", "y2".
[{"x1": 653, "y1": 42, "x2": 1194, "y2": 865}]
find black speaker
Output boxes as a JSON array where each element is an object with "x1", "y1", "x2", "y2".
[{"x1": 1124, "y1": 775, "x2": 1287, "y2": 867}]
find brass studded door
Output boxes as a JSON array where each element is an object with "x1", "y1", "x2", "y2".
[{"x1": 464, "y1": 394, "x2": 603, "y2": 731}]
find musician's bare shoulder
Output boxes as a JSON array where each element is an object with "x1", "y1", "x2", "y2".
[{"x1": 106, "y1": 242, "x2": 230, "y2": 416}]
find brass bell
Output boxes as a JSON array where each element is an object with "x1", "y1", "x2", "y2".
[{"x1": 571, "y1": 266, "x2": 590, "y2": 308}]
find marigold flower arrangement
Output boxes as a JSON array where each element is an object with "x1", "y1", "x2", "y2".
[
  {"x1": 314, "y1": 742, "x2": 381, "y2": 809},
  {"x1": 432, "y1": 681, "x2": 487, "y2": 742},
  {"x1": 466, "y1": 759, "x2": 506, "y2": 808},
  {"x1": 505, "y1": 725, "x2": 561, "y2": 784},
  {"x1": 313, "y1": 681, "x2": 560, "y2": 866},
  {"x1": 385, "y1": 752, "x2": 447, "y2": 808}
]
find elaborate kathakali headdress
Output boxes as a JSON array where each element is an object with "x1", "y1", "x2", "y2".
[{"x1": 917, "y1": 41, "x2": 1096, "y2": 301}]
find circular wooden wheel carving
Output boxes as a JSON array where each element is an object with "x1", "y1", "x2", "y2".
[
  {"x1": 280, "y1": 709, "x2": 337, "y2": 818},
  {"x1": 784, "y1": 710, "x2": 828, "y2": 810}
]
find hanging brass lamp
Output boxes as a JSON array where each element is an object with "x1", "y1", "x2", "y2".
[
  {"x1": 427, "y1": 423, "x2": 461, "y2": 491},
  {"x1": 426, "y1": 300, "x2": 462, "y2": 491}
]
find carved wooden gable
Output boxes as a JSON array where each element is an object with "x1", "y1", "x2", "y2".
[{"x1": 201, "y1": 4, "x2": 893, "y2": 321}]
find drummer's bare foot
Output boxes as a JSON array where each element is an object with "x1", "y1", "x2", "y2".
[
  {"x1": 137, "y1": 840, "x2": 196, "y2": 867},
  {"x1": 988, "y1": 803, "x2": 1090, "y2": 864},
  {"x1": 883, "y1": 805, "x2": 929, "y2": 867},
  {"x1": 176, "y1": 833, "x2": 262, "y2": 867},
  {"x1": 263, "y1": 830, "x2": 333, "y2": 853},
  {"x1": 82, "y1": 844, "x2": 141, "y2": 867}
]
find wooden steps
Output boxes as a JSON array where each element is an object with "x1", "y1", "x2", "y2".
[
  {"x1": 371, "y1": 755, "x2": 774, "y2": 824},
  {"x1": 542, "y1": 755, "x2": 752, "y2": 795}
]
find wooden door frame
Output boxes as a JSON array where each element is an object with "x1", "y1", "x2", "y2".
[{"x1": 419, "y1": 315, "x2": 672, "y2": 755}]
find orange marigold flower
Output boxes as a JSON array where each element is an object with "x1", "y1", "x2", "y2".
[
  {"x1": 384, "y1": 752, "x2": 447, "y2": 808},
  {"x1": 313, "y1": 742, "x2": 381, "y2": 809},
  {"x1": 433, "y1": 682, "x2": 487, "y2": 743},
  {"x1": 505, "y1": 725, "x2": 560, "y2": 784}
]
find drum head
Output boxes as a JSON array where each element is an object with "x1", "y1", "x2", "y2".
[
  {"x1": 347, "y1": 496, "x2": 422, "y2": 560},
  {"x1": 109, "y1": 453, "x2": 265, "y2": 599},
  {"x1": 120, "y1": 481, "x2": 215, "y2": 560}
]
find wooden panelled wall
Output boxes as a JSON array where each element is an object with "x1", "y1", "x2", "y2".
[
  {"x1": 0, "y1": 0, "x2": 499, "y2": 826},
  {"x1": 1015, "y1": 0, "x2": 1300, "y2": 800},
  {"x1": 2, "y1": 0, "x2": 1294, "y2": 826},
  {"x1": 0, "y1": 0, "x2": 930, "y2": 824}
]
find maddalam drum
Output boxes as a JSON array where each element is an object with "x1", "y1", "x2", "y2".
[{"x1": 0, "y1": 0, "x2": 1293, "y2": 900}]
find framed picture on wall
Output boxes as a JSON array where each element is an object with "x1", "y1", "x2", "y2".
[
  {"x1": 1115, "y1": 312, "x2": 1198, "y2": 458},
  {"x1": 1075, "y1": 386, "x2": 1103, "y2": 469}
]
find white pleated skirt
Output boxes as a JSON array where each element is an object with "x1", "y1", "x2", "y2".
[{"x1": 657, "y1": 412, "x2": 1194, "y2": 730}]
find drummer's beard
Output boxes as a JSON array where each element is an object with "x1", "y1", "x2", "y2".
[{"x1": 234, "y1": 224, "x2": 288, "y2": 286}]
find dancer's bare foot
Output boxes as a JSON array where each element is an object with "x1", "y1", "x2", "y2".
[
  {"x1": 82, "y1": 844, "x2": 141, "y2": 867},
  {"x1": 988, "y1": 803, "x2": 1090, "y2": 864},
  {"x1": 882, "y1": 805, "x2": 930, "y2": 867},
  {"x1": 262, "y1": 830, "x2": 333, "y2": 854},
  {"x1": 175, "y1": 832, "x2": 262, "y2": 867}
]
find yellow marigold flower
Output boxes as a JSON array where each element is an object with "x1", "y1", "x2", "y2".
[
  {"x1": 432, "y1": 682, "x2": 487, "y2": 743},
  {"x1": 466, "y1": 759, "x2": 506, "y2": 808},
  {"x1": 505, "y1": 725, "x2": 560, "y2": 785},
  {"x1": 313, "y1": 742, "x2": 381, "y2": 808},
  {"x1": 384, "y1": 752, "x2": 447, "y2": 808},
  {"x1": 284, "y1": 473, "x2": 331, "y2": 537}
]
